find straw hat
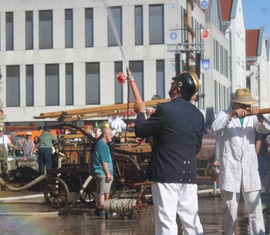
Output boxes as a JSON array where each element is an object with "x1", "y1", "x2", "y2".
[{"x1": 231, "y1": 88, "x2": 257, "y2": 105}]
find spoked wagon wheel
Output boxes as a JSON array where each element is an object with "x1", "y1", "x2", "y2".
[
  {"x1": 44, "y1": 177, "x2": 69, "y2": 209},
  {"x1": 132, "y1": 193, "x2": 148, "y2": 220},
  {"x1": 112, "y1": 154, "x2": 145, "y2": 198}
]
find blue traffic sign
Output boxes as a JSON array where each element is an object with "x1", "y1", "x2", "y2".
[
  {"x1": 170, "y1": 32, "x2": 177, "y2": 40},
  {"x1": 200, "y1": 0, "x2": 209, "y2": 9},
  {"x1": 201, "y1": 59, "x2": 210, "y2": 71}
]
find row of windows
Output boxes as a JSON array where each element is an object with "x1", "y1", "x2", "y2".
[
  {"x1": 213, "y1": 39, "x2": 229, "y2": 77},
  {"x1": 6, "y1": 5, "x2": 165, "y2": 51},
  {"x1": 6, "y1": 60, "x2": 165, "y2": 107},
  {"x1": 214, "y1": 80, "x2": 230, "y2": 113}
]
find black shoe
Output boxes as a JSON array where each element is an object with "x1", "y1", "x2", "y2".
[
  {"x1": 95, "y1": 208, "x2": 106, "y2": 217},
  {"x1": 95, "y1": 208, "x2": 99, "y2": 216}
]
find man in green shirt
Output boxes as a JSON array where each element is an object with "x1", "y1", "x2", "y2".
[{"x1": 38, "y1": 128, "x2": 57, "y2": 174}]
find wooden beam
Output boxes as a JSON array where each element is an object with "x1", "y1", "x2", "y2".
[{"x1": 34, "y1": 98, "x2": 169, "y2": 120}]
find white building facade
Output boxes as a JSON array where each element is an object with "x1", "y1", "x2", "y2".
[
  {"x1": 0, "y1": 0, "x2": 213, "y2": 125},
  {"x1": 2, "y1": 0, "x2": 268, "y2": 127}
]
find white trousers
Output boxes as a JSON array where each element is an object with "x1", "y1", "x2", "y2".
[
  {"x1": 221, "y1": 189, "x2": 265, "y2": 235},
  {"x1": 152, "y1": 182, "x2": 204, "y2": 235}
]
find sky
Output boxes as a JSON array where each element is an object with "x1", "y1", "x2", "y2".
[{"x1": 242, "y1": 0, "x2": 270, "y2": 38}]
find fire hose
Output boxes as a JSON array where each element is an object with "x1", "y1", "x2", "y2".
[
  {"x1": 0, "y1": 174, "x2": 94, "y2": 216},
  {"x1": 0, "y1": 175, "x2": 48, "y2": 192},
  {"x1": 0, "y1": 175, "x2": 60, "y2": 216}
]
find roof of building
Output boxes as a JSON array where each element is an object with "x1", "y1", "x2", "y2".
[
  {"x1": 220, "y1": 0, "x2": 233, "y2": 21},
  {"x1": 246, "y1": 29, "x2": 260, "y2": 58}
]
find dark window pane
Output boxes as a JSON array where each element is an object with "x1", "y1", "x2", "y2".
[
  {"x1": 86, "y1": 63, "x2": 100, "y2": 104},
  {"x1": 108, "y1": 7, "x2": 122, "y2": 46},
  {"x1": 66, "y1": 63, "x2": 73, "y2": 105},
  {"x1": 129, "y1": 61, "x2": 144, "y2": 102},
  {"x1": 156, "y1": 60, "x2": 165, "y2": 98},
  {"x1": 6, "y1": 12, "x2": 14, "y2": 50},
  {"x1": 26, "y1": 65, "x2": 34, "y2": 106},
  {"x1": 26, "y1": 11, "x2": 34, "y2": 50},
  {"x1": 135, "y1": 6, "x2": 143, "y2": 45},
  {"x1": 85, "y1": 8, "x2": 94, "y2": 47},
  {"x1": 115, "y1": 61, "x2": 123, "y2": 104},
  {"x1": 39, "y1": 10, "x2": 53, "y2": 49},
  {"x1": 65, "y1": 9, "x2": 73, "y2": 48},
  {"x1": 45, "y1": 64, "x2": 59, "y2": 105},
  {"x1": 6, "y1": 66, "x2": 20, "y2": 107},
  {"x1": 149, "y1": 5, "x2": 164, "y2": 44}
]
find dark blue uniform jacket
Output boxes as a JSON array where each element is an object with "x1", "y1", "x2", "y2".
[{"x1": 135, "y1": 97, "x2": 204, "y2": 184}]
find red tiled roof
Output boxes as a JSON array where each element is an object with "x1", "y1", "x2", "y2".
[
  {"x1": 220, "y1": 0, "x2": 233, "y2": 21},
  {"x1": 246, "y1": 30, "x2": 259, "y2": 57}
]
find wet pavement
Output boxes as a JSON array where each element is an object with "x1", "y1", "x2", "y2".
[{"x1": 0, "y1": 189, "x2": 269, "y2": 235}]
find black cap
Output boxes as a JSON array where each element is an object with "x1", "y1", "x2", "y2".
[{"x1": 172, "y1": 71, "x2": 200, "y2": 101}]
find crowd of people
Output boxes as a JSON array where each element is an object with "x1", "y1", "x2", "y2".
[{"x1": 1, "y1": 71, "x2": 270, "y2": 234}]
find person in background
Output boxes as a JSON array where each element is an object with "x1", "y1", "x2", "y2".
[
  {"x1": 100, "y1": 121, "x2": 140, "y2": 154},
  {"x1": 51, "y1": 144, "x2": 60, "y2": 169},
  {"x1": 33, "y1": 135, "x2": 39, "y2": 154},
  {"x1": 17, "y1": 131, "x2": 35, "y2": 156},
  {"x1": 256, "y1": 132, "x2": 270, "y2": 195},
  {"x1": 38, "y1": 127, "x2": 57, "y2": 174},
  {"x1": 92, "y1": 127, "x2": 114, "y2": 217},
  {"x1": 211, "y1": 88, "x2": 270, "y2": 235},
  {"x1": 0, "y1": 126, "x2": 18, "y2": 179},
  {"x1": 134, "y1": 71, "x2": 204, "y2": 235},
  {"x1": 108, "y1": 114, "x2": 126, "y2": 132}
]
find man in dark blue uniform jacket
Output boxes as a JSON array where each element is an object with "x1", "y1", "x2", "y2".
[{"x1": 134, "y1": 71, "x2": 205, "y2": 235}]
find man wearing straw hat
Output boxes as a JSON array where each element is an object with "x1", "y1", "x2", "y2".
[{"x1": 211, "y1": 88, "x2": 270, "y2": 235}]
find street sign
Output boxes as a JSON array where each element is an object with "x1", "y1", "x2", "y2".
[
  {"x1": 201, "y1": 28, "x2": 210, "y2": 40},
  {"x1": 201, "y1": 59, "x2": 210, "y2": 71},
  {"x1": 170, "y1": 32, "x2": 177, "y2": 40},
  {"x1": 168, "y1": 0, "x2": 177, "y2": 10},
  {"x1": 200, "y1": 0, "x2": 209, "y2": 9}
]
